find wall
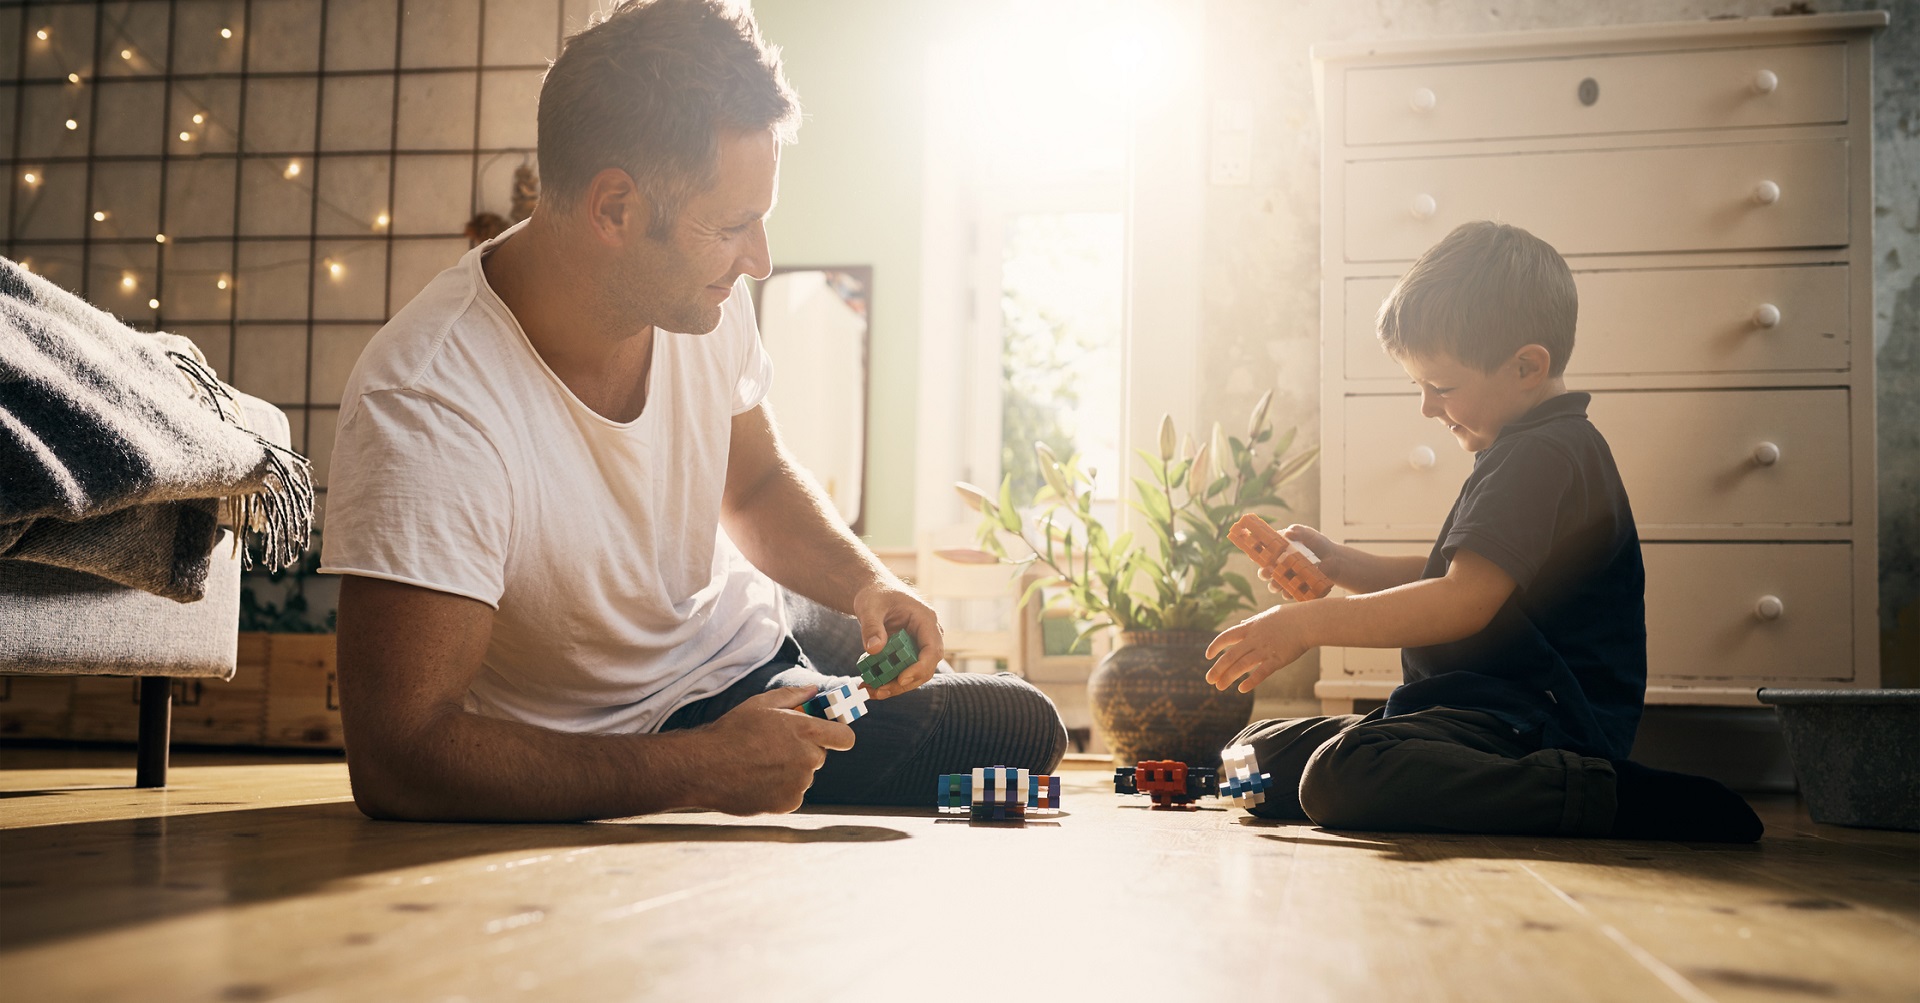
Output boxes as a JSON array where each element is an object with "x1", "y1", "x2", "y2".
[
  {"x1": 749, "y1": 0, "x2": 950, "y2": 551},
  {"x1": 1197, "y1": 0, "x2": 1920, "y2": 699}
]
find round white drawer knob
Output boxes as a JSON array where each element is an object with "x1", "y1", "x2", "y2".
[
  {"x1": 1752, "y1": 69, "x2": 1779, "y2": 94},
  {"x1": 1753, "y1": 441, "x2": 1781, "y2": 466},
  {"x1": 1752, "y1": 180, "x2": 1781, "y2": 205},
  {"x1": 1410, "y1": 87, "x2": 1437, "y2": 112},
  {"x1": 1408, "y1": 445, "x2": 1437, "y2": 470},
  {"x1": 1753, "y1": 303, "x2": 1782, "y2": 328},
  {"x1": 1410, "y1": 193, "x2": 1438, "y2": 220},
  {"x1": 1754, "y1": 594, "x2": 1784, "y2": 621}
]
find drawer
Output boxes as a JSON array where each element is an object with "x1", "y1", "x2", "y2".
[
  {"x1": 1644, "y1": 543, "x2": 1852, "y2": 681},
  {"x1": 1344, "y1": 265, "x2": 1851, "y2": 381},
  {"x1": 1345, "y1": 139, "x2": 1849, "y2": 261},
  {"x1": 1343, "y1": 389, "x2": 1851, "y2": 529},
  {"x1": 1345, "y1": 43, "x2": 1847, "y2": 145},
  {"x1": 1324, "y1": 542, "x2": 1854, "y2": 684}
]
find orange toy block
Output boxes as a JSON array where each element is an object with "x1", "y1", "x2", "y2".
[{"x1": 1228, "y1": 514, "x2": 1334, "y2": 603}]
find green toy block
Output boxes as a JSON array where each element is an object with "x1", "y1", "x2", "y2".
[{"x1": 856, "y1": 629, "x2": 919, "y2": 689}]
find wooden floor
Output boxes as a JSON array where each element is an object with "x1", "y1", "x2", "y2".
[{"x1": 1, "y1": 746, "x2": 1916, "y2": 1003}]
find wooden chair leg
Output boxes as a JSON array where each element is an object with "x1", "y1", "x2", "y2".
[{"x1": 136, "y1": 677, "x2": 172, "y2": 788}]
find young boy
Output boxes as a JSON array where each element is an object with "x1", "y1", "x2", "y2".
[{"x1": 1208, "y1": 221, "x2": 1762, "y2": 842}]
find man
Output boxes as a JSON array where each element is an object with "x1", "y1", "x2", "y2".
[{"x1": 320, "y1": 0, "x2": 1064, "y2": 822}]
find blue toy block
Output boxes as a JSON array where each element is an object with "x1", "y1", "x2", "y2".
[
  {"x1": 1219, "y1": 743, "x2": 1273, "y2": 808},
  {"x1": 936, "y1": 773, "x2": 974, "y2": 812},
  {"x1": 800, "y1": 680, "x2": 869, "y2": 726},
  {"x1": 856, "y1": 629, "x2": 919, "y2": 690}
]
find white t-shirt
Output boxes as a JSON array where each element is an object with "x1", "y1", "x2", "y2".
[{"x1": 319, "y1": 223, "x2": 787, "y2": 735}]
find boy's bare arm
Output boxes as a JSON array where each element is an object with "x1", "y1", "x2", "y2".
[
  {"x1": 1206, "y1": 548, "x2": 1516, "y2": 693},
  {"x1": 1273, "y1": 524, "x2": 1428, "y2": 594},
  {"x1": 335, "y1": 576, "x2": 853, "y2": 822}
]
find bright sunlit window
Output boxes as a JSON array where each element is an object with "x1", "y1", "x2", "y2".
[{"x1": 930, "y1": 1, "x2": 1169, "y2": 507}]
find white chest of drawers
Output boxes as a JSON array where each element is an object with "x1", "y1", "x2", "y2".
[{"x1": 1312, "y1": 12, "x2": 1887, "y2": 712}]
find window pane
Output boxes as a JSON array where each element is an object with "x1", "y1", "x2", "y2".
[{"x1": 999, "y1": 211, "x2": 1124, "y2": 504}]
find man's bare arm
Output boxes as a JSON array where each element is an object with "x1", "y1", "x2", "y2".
[
  {"x1": 335, "y1": 575, "x2": 851, "y2": 822},
  {"x1": 719, "y1": 402, "x2": 942, "y2": 697}
]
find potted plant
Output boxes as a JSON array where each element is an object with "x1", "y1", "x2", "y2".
[{"x1": 946, "y1": 391, "x2": 1318, "y2": 766}]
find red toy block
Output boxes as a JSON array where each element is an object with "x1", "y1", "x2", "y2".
[{"x1": 1228, "y1": 514, "x2": 1333, "y2": 603}]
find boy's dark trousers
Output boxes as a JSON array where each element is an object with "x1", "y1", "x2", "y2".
[{"x1": 1232, "y1": 706, "x2": 1619, "y2": 836}]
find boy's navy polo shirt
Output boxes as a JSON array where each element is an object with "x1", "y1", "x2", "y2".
[{"x1": 1388, "y1": 391, "x2": 1646, "y2": 760}]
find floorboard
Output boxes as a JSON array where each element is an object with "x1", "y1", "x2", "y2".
[{"x1": 0, "y1": 745, "x2": 1914, "y2": 1002}]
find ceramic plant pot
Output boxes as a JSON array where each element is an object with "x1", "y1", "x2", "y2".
[{"x1": 1088, "y1": 630, "x2": 1254, "y2": 768}]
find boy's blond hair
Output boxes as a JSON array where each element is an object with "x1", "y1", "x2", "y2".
[{"x1": 1377, "y1": 221, "x2": 1577, "y2": 376}]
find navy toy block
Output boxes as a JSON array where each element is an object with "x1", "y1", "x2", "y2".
[
  {"x1": 800, "y1": 680, "x2": 869, "y2": 726},
  {"x1": 1114, "y1": 767, "x2": 1138, "y2": 796},
  {"x1": 856, "y1": 629, "x2": 919, "y2": 690}
]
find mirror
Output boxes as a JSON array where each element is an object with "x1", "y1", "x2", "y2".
[{"x1": 753, "y1": 266, "x2": 871, "y2": 535}]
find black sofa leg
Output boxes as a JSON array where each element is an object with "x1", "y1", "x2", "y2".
[{"x1": 136, "y1": 677, "x2": 172, "y2": 788}]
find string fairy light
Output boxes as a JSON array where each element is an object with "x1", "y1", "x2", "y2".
[
  {"x1": 120, "y1": 273, "x2": 136, "y2": 291},
  {"x1": 147, "y1": 298, "x2": 160, "y2": 310},
  {"x1": 120, "y1": 49, "x2": 134, "y2": 61},
  {"x1": 21, "y1": 172, "x2": 38, "y2": 185},
  {"x1": 374, "y1": 211, "x2": 390, "y2": 229},
  {"x1": 64, "y1": 119, "x2": 78, "y2": 130},
  {"x1": 220, "y1": 27, "x2": 233, "y2": 39},
  {"x1": 284, "y1": 160, "x2": 301, "y2": 179},
  {"x1": 154, "y1": 234, "x2": 167, "y2": 244},
  {"x1": 326, "y1": 259, "x2": 344, "y2": 279},
  {"x1": 216, "y1": 275, "x2": 230, "y2": 291},
  {"x1": 35, "y1": 28, "x2": 49, "y2": 41},
  {"x1": 67, "y1": 73, "x2": 81, "y2": 84},
  {"x1": 191, "y1": 113, "x2": 206, "y2": 125},
  {"x1": 92, "y1": 211, "x2": 108, "y2": 222},
  {"x1": 179, "y1": 131, "x2": 192, "y2": 142}
]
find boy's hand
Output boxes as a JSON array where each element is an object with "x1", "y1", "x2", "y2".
[
  {"x1": 1254, "y1": 524, "x2": 1349, "y2": 593},
  {"x1": 1205, "y1": 604, "x2": 1313, "y2": 693}
]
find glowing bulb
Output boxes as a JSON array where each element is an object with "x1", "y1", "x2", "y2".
[
  {"x1": 65, "y1": 119, "x2": 78, "y2": 131},
  {"x1": 148, "y1": 298, "x2": 160, "y2": 310},
  {"x1": 327, "y1": 260, "x2": 344, "y2": 279},
  {"x1": 120, "y1": 49, "x2": 133, "y2": 61},
  {"x1": 92, "y1": 211, "x2": 107, "y2": 221},
  {"x1": 191, "y1": 113, "x2": 205, "y2": 125},
  {"x1": 374, "y1": 211, "x2": 390, "y2": 229},
  {"x1": 18, "y1": 261, "x2": 30, "y2": 272},
  {"x1": 284, "y1": 160, "x2": 301, "y2": 179},
  {"x1": 215, "y1": 276, "x2": 230, "y2": 291},
  {"x1": 154, "y1": 233, "x2": 167, "y2": 243},
  {"x1": 120, "y1": 273, "x2": 136, "y2": 290},
  {"x1": 35, "y1": 28, "x2": 48, "y2": 41},
  {"x1": 21, "y1": 172, "x2": 37, "y2": 185},
  {"x1": 67, "y1": 73, "x2": 80, "y2": 84},
  {"x1": 179, "y1": 131, "x2": 192, "y2": 142},
  {"x1": 220, "y1": 27, "x2": 233, "y2": 39}
]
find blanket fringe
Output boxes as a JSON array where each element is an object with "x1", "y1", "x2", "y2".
[{"x1": 168, "y1": 350, "x2": 314, "y2": 572}]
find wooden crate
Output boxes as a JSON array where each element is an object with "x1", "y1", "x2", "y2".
[
  {"x1": 263, "y1": 634, "x2": 344, "y2": 749},
  {"x1": 68, "y1": 677, "x2": 146, "y2": 743},
  {"x1": 170, "y1": 659, "x2": 268, "y2": 747},
  {"x1": 0, "y1": 676, "x2": 75, "y2": 740}
]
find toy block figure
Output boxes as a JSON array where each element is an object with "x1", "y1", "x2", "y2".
[
  {"x1": 1114, "y1": 760, "x2": 1218, "y2": 809},
  {"x1": 936, "y1": 766, "x2": 1062, "y2": 821},
  {"x1": 856, "y1": 629, "x2": 919, "y2": 690},
  {"x1": 800, "y1": 680, "x2": 869, "y2": 725},
  {"x1": 1218, "y1": 743, "x2": 1274, "y2": 809},
  {"x1": 1228, "y1": 514, "x2": 1333, "y2": 603}
]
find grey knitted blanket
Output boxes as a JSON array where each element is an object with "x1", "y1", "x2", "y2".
[{"x1": 0, "y1": 256, "x2": 311, "y2": 602}]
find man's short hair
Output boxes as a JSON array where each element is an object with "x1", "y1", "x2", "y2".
[
  {"x1": 538, "y1": 0, "x2": 800, "y2": 238},
  {"x1": 1376, "y1": 220, "x2": 1578, "y2": 376}
]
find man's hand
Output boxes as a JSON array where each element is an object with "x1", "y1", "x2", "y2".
[
  {"x1": 681, "y1": 687, "x2": 856, "y2": 815},
  {"x1": 1204, "y1": 603, "x2": 1313, "y2": 694},
  {"x1": 850, "y1": 584, "x2": 944, "y2": 699}
]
